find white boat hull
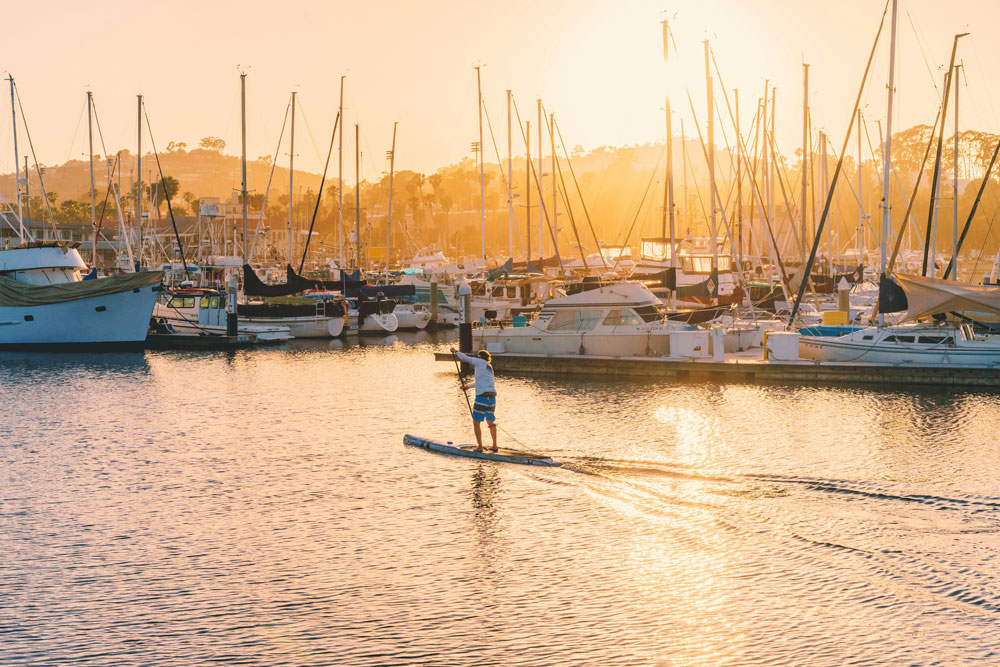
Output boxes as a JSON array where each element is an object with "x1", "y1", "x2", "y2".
[
  {"x1": 239, "y1": 314, "x2": 344, "y2": 338},
  {"x1": 393, "y1": 305, "x2": 431, "y2": 330},
  {"x1": 358, "y1": 312, "x2": 399, "y2": 334},
  {"x1": 476, "y1": 329, "x2": 671, "y2": 357},
  {"x1": 0, "y1": 283, "x2": 158, "y2": 346},
  {"x1": 799, "y1": 336, "x2": 1000, "y2": 365}
]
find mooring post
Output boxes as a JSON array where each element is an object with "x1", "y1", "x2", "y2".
[
  {"x1": 227, "y1": 274, "x2": 238, "y2": 337},
  {"x1": 429, "y1": 279, "x2": 439, "y2": 331},
  {"x1": 458, "y1": 280, "x2": 473, "y2": 373},
  {"x1": 837, "y1": 277, "x2": 851, "y2": 317}
]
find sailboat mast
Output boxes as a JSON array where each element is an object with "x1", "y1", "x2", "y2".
[
  {"x1": 475, "y1": 67, "x2": 486, "y2": 261},
  {"x1": 88, "y1": 91, "x2": 97, "y2": 267},
  {"x1": 507, "y1": 90, "x2": 513, "y2": 259},
  {"x1": 355, "y1": 123, "x2": 361, "y2": 269},
  {"x1": 661, "y1": 98, "x2": 669, "y2": 242},
  {"x1": 526, "y1": 121, "x2": 531, "y2": 262},
  {"x1": 953, "y1": 63, "x2": 960, "y2": 279},
  {"x1": 136, "y1": 94, "x2": 143, "y2": 271},
  {"x1": 667, "y1": 98, "x2": 677, "y2": 283},
  {"x1": 288, "y1": 91, "x2": 296, "y2": 265},
  {"x1": 338, "y1": 76, "x2": 345, "y2": 269},
  {"x1": 386, "y1": 121, "x2": 397, "y2": 272},
  {"x1": 240, "y1": 72, "x2": 248, "y2": 266},
  {"x1": 681, "y1": 119, "x2": 688, "y2": 235},
  {"x1": 878, "y1": 0, "x2": 898, "y2": 324},
  {"x1": 857, "y1": 110, "x2": 863, "y2": 270},
  {"x1": 704, "y1": 40, "x2": 717, "y2": 273},
  {"x1": 769, "y1": 87, "x2": 776, "y2": 234},
  {"x1": 550, "y1": 111, "x2": 557, "y2": 261},
  {"x1": 9, "y1": 76, "x2": 22, "y2": 226},
  {"x1": 801, "y1": 64, "x2": 809, "y2": 263},
  {"x1": 922, "y1": 32, "x2": 967, "y2": 275},
  {"x1": 735, "y1": 90, "x2": 741, "y2": 266},
  {"x1": 537, "y1": 99, "x2": 544, "y2": 260},
  {"x1": 880, "y1": 0, "x2": 898, "y2": 280}
]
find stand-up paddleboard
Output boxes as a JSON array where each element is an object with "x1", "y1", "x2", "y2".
[{"x1": 403, "y1": 434, "x2": 562, "y2": 467}]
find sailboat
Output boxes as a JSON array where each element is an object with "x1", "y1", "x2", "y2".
[
  {"x1": 237, "y1": 89, "x2": 347, "y2": 338},
  {"x1": 799, "y1": 1, "x2": 1000, "y2": 366},
  {"x1": 0, "y1": 83, "x2": 163, "y2": 348}
]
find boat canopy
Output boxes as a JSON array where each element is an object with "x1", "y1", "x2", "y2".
[
  {"x1": 894, "y1": 273, "x2": 1000, "y2": 321},
  {"x1": 242, "y1": 264, "x2": 365, "y2": 297},
  {"x1": 0, "y1": 270, "x2": 163, "y2": 307}
]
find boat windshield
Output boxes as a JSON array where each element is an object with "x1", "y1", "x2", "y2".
[
  {"x1": 547, "y1": 309, "x2": 602, "y2": 332},
  {"x1": 633, "y1": 304, "x2": 664, "y2": 323},
  {"x1": 604, "y1": 309, "x2": 642, "y2": 326},
  {"x1": 167, "y1": 296, "x2": 195, "y2": 309}
]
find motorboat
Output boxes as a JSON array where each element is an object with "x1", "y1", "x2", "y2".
[
  {"x1": 474, "y1": 282, "x2": 696, "y2": 357},
  {"x1": 238, "y1": 298, "x2": 346, "y2": 338},
  {"x1": 0, "y1": 242, "x2": 162, "y2": 347},
  {"x1": 630, "y1": 237, "x2": 739, "y2": 306},
  {"x1": 154, "y1": 288, "x2": 292, "y2": 342}
]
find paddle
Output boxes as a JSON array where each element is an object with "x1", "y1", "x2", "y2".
[{"x1": 451, "y1": 350, "x2": 475, "y2": 420}]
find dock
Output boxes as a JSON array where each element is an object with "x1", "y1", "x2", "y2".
[
  {"x1": 146, "y1": 333, "x2": 258, "y2": 350},
  {"x1": 433, "y1": 350, "x2": 1000, "y2": 388}
]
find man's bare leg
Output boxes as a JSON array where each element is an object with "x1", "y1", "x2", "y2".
[
  {"x1": 488, "y1": 422, "x2": 498, "y2": 452},
  {"x1": 473, "y1": 421, "x2": 483, "y2": 451}
]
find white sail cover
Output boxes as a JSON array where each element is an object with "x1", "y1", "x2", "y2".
[{"x1": 895, "y1": 273, "x2": 1000, "y2": 320}]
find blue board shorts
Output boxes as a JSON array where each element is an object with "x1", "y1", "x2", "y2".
[{"x1": 472, "y1": 393, "x2": 497, "y2": 424}]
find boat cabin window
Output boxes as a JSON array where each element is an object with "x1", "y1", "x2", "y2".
[
  {"x1": 884, "y1": 335, "x2": 915, "y2": 343},
  {"x1": 167, "y1": 296, "x2": 195, "y2": 309},
  {"x1": 200, "y1": 296, "x2": 211, "y2": 309},
  {"x1": 210, "y1": 296, "x2": 221, "y2": 309},
  {"x1": 640, "y1": 239, "x2": 672, "y2": 261},
  {"x1": 862, "y1": 335, "x2": 873, "y2": 340},
  {"x1": 918, "y1": 335, "x2": 947, "y2": 345},
  {"x1": 682, "y1": 255, "x2": 732, "y2": 273},
  {"x1": 547, "y1": 309, "x2": 602, "y2": 332},
  {"x1": 604, "y1": 309, "x2": 641, "y2": 326},
  {"x1": 633, "y1": 305, "x2": 663, "y2": 323}
]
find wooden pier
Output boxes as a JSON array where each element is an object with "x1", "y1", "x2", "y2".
[
  {"x1": 434, "y1": 350, "x2": 1000, "y2": 388},
  {"x1": 146, "y1": 333, "x2": 258, "y2": 350}
]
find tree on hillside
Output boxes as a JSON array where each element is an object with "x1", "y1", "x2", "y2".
[
  {"x1": 165, "y1": 141, "x2": 187, "y2": 152},
  {"x1": 199, "y1": 136, "x2": 226, "y2": 152},
  {"x1": 182, "y1": 192, "x2": 198, "y2": 215},
  {"x1": 151, "y1": 176, "x2": 180, "y2": 214}
]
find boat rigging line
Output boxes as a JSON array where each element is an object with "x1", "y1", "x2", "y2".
[
  {"x1": 298, "y1": 111, "x2": 341, "y2": 274},
  {"x1": 510, "y1": 95, "x2": 565, "y2": 273},
  {"x1": 248, "y1": 96, "x2": 291, "y2": 259},
  {"x1": 552, "y1": 117, "x2": 607, "y2": 269},
  {"x1": 12, "y1": 80, "x2": 56, "y2": 231},
  {"x1": 142, "y1": 101, "x2": 190, "y2": 277}
]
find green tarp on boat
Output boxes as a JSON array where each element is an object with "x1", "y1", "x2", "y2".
[{"x1": 0, "y1": 271, "x2": 163, "y2": 307}]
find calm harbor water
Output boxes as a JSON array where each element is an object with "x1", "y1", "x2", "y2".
[{"x1": 2, "y1": 332, "x2": 999, "y2": 666}]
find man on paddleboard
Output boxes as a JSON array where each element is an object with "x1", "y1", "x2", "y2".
[{"x1": 451, "y1": 348, "x2": 498, "y2": 452}]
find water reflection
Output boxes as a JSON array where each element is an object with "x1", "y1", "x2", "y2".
[{"x1": 2, "y1": 338, "x2": 999, "y2": 666}]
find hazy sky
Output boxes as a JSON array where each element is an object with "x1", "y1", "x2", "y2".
[{"x1": 2, "y1": 0, "x2": 999, "y2": 182}]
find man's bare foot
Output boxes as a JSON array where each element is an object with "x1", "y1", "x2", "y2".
[
  {"x1": 491, "y1": 447, "x2": 499, "y2": 452},
  {"x1": 475, "y1": 447, "x2": 484, "y2": 452}
]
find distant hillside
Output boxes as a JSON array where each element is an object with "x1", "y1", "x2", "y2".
[{"x1": 5, "y1": 147, "x2": 325, "y2": 212}]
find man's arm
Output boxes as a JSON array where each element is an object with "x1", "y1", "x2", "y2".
[{"x1": 452, "y1": 349, "x2": 480, "y2": 366}]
